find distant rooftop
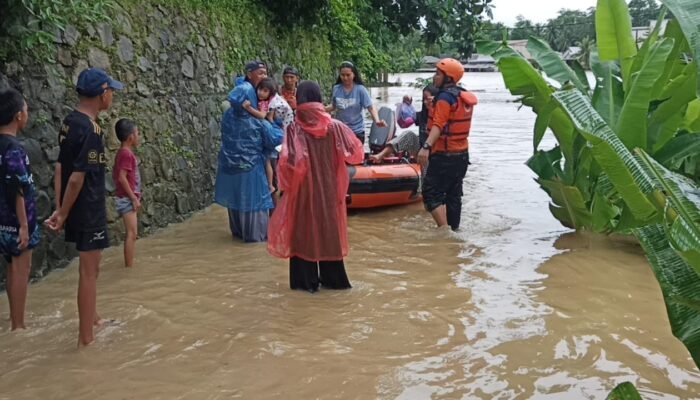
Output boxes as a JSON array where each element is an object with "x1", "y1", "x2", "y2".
[{"x1": 507, "y1": 40, "x2": 533, "y2": 60}]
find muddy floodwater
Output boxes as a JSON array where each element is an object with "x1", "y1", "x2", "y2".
[{"x1": 1, "y1": 73, "x2": 699, "y2": 399}]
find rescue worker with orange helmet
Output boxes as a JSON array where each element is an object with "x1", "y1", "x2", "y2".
[{"x1": 417, "y1": 58, "x2": 478, "y2": 231}]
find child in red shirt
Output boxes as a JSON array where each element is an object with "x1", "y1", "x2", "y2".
[{"x1": 113, "y1": 119, "x2": 141, "y2": 267}]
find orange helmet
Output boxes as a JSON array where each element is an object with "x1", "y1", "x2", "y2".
[{"x1": 436, "y1": 58, "x2": 464, "y2": 83}]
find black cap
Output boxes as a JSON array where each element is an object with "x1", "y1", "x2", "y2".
[
  {"x1": 245, "y1": 60, "x2": 267, "y2": 73},
  {"x1": 282, "y1": 66, "x2": 300, "y2": 77}
]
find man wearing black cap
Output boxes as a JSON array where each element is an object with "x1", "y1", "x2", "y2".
[
  {"x1": 244, "y1": 60, "x2": 268, "y2": 88},
  {"x1": 281, "y1": 66, "x2": 300, "y2": 111},
  {"x1": 46, "y1": 67, "x2": 123, "y2": 347}
]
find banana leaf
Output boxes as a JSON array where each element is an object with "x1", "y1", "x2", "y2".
[
  {"x1": 636, "y1": 149, "x2": 700, "y2": 272},
  {"x1": 634, "y1": 224, "x2": 700, "y2": 367},
  {"x1": 651, "y1": 18, "x2": 690, "y2": 100},
  {"x1": 591, "y1": 173, "x2": 623, "y2": 233},
  {"x1": 630, "y1": 8, "x2": 667, "y2": 81},
  {"x1": 492, "y1": 46, "x2": 521, "y2": 62},
  {"x1": 653, "y1": 132, "x2": 700, "y2": 169},
  {"x1": 527, "y1": 36, "x2": 590, "y2": 94},
  {"x1": 685, "y1": 100, "x2": 700, "y2": 132},
  {"x1": 570, "y1": 61, "x2": 590, "y2": 93},
  {"x1": 615, "y1": 38, "x2": 675, "y2": 151},
  {"x1": 606, "y1": 382, "x2": 643, "y2": 400},
  {"x1": 650, "y1": 63, "x2": 698, "y2": 132},
  {"x1": 498, "y1": 57, "x2": 551, "y2": 96},
  {"x1": 659, "y1": 0, "x2": 700, "y2": 97},
  {"x1": 475, "y1": 40, "x2": 503, "y2": 57},
  {"x1": 591, "y1": 50, "x2": 624, "y2": 128},
  {"x1": 539, "y1": 178, "x2": 593, "y2": 229},
  {"x1": 596, "y1": 0, "x2": 637, "y2": 88},
  {"x1": 591, "y1": 191, "x2": 620, "y2": 233},
  {"x1": 498, "y1": 56, "x2": 577, "y2": 163},
  {"x1": 533, "y1": 100, "x2": 556, "y2": 150},
  {"x1": 572, "y1": 140, "x2": 594, "y2": 200},
  {"x1": 649, "y1": 112, "x2": 685, "y2": 154},
  {"x1": 526, "y1": 146, "x2": 563, "y2": 181},
  {"x1": 553, "y1": 90, "x2": 658, "y2": 222}
]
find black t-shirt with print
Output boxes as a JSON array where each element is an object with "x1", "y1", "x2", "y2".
[{"x1": 58, "y1": 110, "x2": 107, "y2": 231}]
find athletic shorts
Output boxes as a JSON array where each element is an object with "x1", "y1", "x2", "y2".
[
  {"x1": 65, "y1": 226, "x2": 110, "y2": 252},
  {"x1": 0, "y1": 224, "x2": 41, "y2": 263}
]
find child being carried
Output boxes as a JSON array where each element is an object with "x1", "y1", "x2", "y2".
[{"x1": 242, "y1": 78, "x2": 293, "y2": 197}]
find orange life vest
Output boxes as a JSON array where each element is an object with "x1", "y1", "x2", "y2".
[{"x1": 431, "y1": 87, "x2": 477, "y2": 154}]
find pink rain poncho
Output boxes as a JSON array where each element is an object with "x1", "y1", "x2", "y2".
[{"x1": 268, "y1": 102, "x2": 364, "y2": 261}]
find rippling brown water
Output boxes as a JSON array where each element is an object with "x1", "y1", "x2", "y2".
[{"x1": 1, "y1": 73, "x2": 699, "y2": 399}]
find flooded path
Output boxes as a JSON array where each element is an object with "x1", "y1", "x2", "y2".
[{"x1": 1, "y1": 73, "x2": 699, "y2": 399}]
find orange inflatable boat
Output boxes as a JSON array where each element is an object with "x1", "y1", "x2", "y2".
[
  {"x1": 347, "y1": 106, "x2": 422, "y2": 209},
  {"x1": 347, "y1": 161, "x2": 422, "y2": 209}
]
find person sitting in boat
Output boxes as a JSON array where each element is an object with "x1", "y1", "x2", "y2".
[
  {"x1": 370, "y1": 85, "x2": 439, "y2": 163},
  {"x1": 396, "y1": 95, "x2": 417, "y2": 129}
]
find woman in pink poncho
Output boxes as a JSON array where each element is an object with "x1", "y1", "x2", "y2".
[{"x1": 268, "y1": 81, "x2": 364, "y2": 293}]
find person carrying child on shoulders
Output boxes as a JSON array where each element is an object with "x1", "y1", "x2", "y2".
[{"x1": 112, "y1": 118, "x2": 141, "y2": 268}]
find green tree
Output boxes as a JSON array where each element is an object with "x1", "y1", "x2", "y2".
[
  {"x1": 479, "y1": 20, "x2": 509, "y2": 41},
  {"x1": 545, "y1": 9, "x2": 596, "y2": 51},
  {"x1": 576, "y1": 36, "x2": 596, "y2": 69},
  {"x1": 259, "y1": 0, "x2": 330, "y2": 26},
  {"x1": 628, "y1": 0, "x2": 661, "y2": 26},
  {"x1": 354, "y1": 0, "x2": 494, "y2": 67},
  {"x1": 510, "y1": 15, "x2": 537, "y2": 40}
]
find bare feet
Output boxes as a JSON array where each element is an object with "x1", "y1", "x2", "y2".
[
  {"x1": 94, "y1": 318, "x2": 119, "y2": 327},
  {"x1": 369, "y1": 154, "x2": 383, "y2": 164},
  {"x1": 77, "y1": 337, "x2": 95, "y2": 348}
]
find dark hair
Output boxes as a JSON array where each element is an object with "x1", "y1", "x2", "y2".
[
  {"x1": 282, "y1": 66, "x2": 300, "y2": 77},
  {"x1": 0, "y1": 88, "x2": 25, "y2": 126},
  {"x1": 256, "y1": 77, "x2": 278, "y2": 97},
  {"x1": 297, "y1": 81, "x2": 323, "y2": 105},
  {"x1": 423, "y1": 85, "x2": 439, "y2": 97},
  {"x1": 335, "y1": 61, "x2": 364, "y2": 86},
  {"x1": 115, "y1": 118, "x2": 137, "y2": 143}
]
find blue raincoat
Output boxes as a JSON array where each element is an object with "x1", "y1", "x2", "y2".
[{"x1": 214, "y1": 77, "x2": 283, "y2": 242}]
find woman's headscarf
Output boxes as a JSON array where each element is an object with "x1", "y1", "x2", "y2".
[
  {"x1": 294, "y1": 81, "x2": 330, "y2": 137},
  {"x1": 296, "y1": 81, "x2": 323, "y2": 105}
]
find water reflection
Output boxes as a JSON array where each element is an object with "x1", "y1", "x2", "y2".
[{"x1": 0, "y1": 73, "x2": 698, "y2": 399}]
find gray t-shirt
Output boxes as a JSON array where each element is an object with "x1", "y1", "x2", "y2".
[{"x1": 331, "y1": 84, "x2": 372, "y2": 135}]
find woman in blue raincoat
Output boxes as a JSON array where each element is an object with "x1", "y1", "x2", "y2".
[{"x1": 215, "y1": 61, "x2": 283, "y2": 242}]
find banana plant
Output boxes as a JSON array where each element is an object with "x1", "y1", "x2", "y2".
[
  {"x1": 480, "y1": 0, "x2": 700, "y2": 375},
  {"x1": 478, "y1": 0, "x2": 699, "y2": 233}
]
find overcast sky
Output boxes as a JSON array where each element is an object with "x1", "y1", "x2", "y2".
[{"x1": 490, "y1": 0, "x2": 598, "y2": 25}]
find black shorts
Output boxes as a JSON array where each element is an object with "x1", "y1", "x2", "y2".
[{"x1": 65, "y1": 226, "x2": 110, "y2": 252}]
